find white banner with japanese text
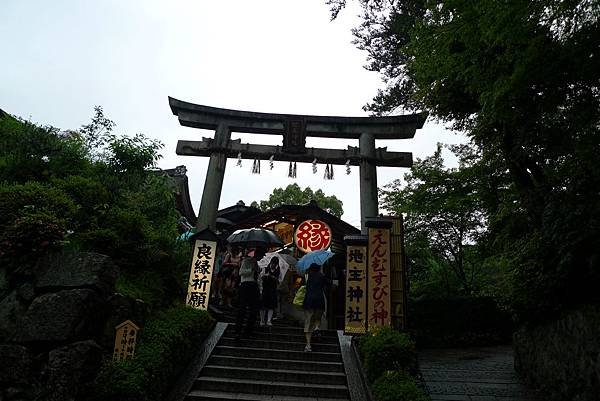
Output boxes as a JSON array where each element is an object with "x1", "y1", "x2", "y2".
[{"x1": 186, "y1": 239, "x2": 216, "y2": 310}]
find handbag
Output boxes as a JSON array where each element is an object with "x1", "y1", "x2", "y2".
[{"x1": 293, "y1": 285, "x2": 306, "y2": 307}]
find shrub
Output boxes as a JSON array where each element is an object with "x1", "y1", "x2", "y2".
[
  {"x1": 0, "y1": 183, "x2": 76, "y2": 268},
  {"x1": 0, "y1": 114, "x2": 88, "y2": 184},
  {"x1": 0, "y1": 211, "x2": 67, "y2": 260},
  {"x1": 93, "y1": 306, "x2": 214, "y2": 401},
  {"x1": 359, "y1": 327, "x2": 417, "y2": 383},
  {"x1": 0, "y1": 182, "x2": 76, "y2": 226},
  {"x1": 372, "y1": 370, "x2": 429, "y2": 401},
  {"x1": 409, "y1": 296, "x2": 513, "y2": 348}
]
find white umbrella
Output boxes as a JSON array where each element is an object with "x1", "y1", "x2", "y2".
[
  {"x1": 258, "y1": 253, "x2": 290, "y2": 283},
  {"x1": 276, "y1": 253, "x2": 297, "y2": 266}
]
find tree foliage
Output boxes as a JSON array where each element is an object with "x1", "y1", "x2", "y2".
[
  {"x1": 335, "y1": 0, "x2": 600, "y2": 322},
  {"x1": 251, "y1": 183, "x2": 344, "y2": 217},
  {"x1": 0, "y1": 108, "x2": 187, "y2": 307},
  {"x1": 381, "y1": 144, "x2": 487, "y2": 294}
]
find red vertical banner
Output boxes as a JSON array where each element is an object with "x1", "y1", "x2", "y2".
[
  {"x1": 367, "y1": 224, "x2": 392, "y2": 329},
  {"x1": 344, "y1": 243, "x2": 368, "y2": 334}
]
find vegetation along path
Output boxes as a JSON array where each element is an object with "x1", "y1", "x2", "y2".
[{"x1": 419, "y1": 346, "x2": 537, "y2": 401}]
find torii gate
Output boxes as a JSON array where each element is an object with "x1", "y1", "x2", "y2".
[{"x1": 169, "y1": 97, "x2": 426, "y2": 233}]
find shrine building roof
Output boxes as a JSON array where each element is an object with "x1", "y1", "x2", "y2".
[{"x1": 233, "y1": 200, "x2": 360, "y2": 238}]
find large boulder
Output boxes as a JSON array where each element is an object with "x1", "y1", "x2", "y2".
[
  {"x1": 35, "y1": 252, "x2": 118, "y2": 297},
  {"x1": 0, "y1": 291, "x2": 27, "y2": 341},
  {"x1": 0, "y1": 345, "x2": 33, "y2": 385},
  {"x1": 15, "y1": 289, "x2": 103, "y2": 344},
  {"x1": 43, "y1": 340, "x2": 103, "y2": 401}
]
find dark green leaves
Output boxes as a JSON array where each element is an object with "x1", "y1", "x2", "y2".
[{"x1": 252, "y1": 183, "x2": 344, "y2": 218}]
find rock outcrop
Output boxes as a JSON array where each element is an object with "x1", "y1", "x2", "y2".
[
  {"x1": 0, "y1": 251, "x2": 145, "y2": 401},
  {"x1": 514, "y1": 305, "x2": 600, "y2": 401}
]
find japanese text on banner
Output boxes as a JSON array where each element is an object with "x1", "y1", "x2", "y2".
[
  {"x1": 345, "y1": 245, "x2": 367, "y2": 334},
  {"x1": 186, "y1": 239, "x2": 216, "y2": 310},
  {"x1": 113, "y1": 320, "x2": 139, "y2": 362},
  {"x1": 367, "y1": 228, "x2": 391, "y2": 328}
]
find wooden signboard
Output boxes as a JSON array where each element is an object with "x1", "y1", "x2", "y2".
[
  {"x1": 113, "y1": 320, "x2": 139, "y2": 362},
  {"x1": 186, "y1": 237, "x2": 216, "y2": 310},
  {"x1": 367, "y1": 220, "x2": 392, "y2": 329},
  {"x1": 344, "y1": 242, "x2": 368, "y2": 334}
]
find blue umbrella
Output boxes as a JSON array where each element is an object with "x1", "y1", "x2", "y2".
[
  {"x1": 296, "y1": 250, "x2": 334, "y2": 273},
  {"x1": 177, "y1": 230, "x2": 194, "y2": 242}
]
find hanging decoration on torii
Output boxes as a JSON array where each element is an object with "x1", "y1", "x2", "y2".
[{"x1": 169, "y1": 97, "x2": 426, "y2": 233}]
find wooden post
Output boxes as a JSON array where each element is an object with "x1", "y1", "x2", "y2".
[{"x1": 390, "y1": 215, "x2": 408, "y2": 330}]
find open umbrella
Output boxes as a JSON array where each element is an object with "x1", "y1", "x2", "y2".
[
  {"x1": 177, "y1": 230, "x2": 194, "y2": 242},
  {"x1": 258, "y1": 253, "x2": 290, "y2": 283},
  {"x1": 226, "y1": 228, "x2": 284, "y2": 248},
  {"x1": 276, "y1": 252, "x2": 297, "y2": 267},
  {"x1": 296, "y1": 250, "x2": 334, "y2": 273}
]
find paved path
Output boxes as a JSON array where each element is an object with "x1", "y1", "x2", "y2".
[{"x1": 419, "y1": 346, "x2": 538, "y2": 401}]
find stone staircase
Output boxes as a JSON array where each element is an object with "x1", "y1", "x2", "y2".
[{"x1": 184, "y1": 307, "x2": 351, "y2": 401}]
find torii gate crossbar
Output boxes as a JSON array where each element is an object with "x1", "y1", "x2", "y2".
[{"x1": 169, "y1": 97, "x2": 426, "y2": 233}]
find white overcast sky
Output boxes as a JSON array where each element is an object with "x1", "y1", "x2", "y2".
[{"x1": 1, "y1": 0, "x2": 466, "y2": 228}]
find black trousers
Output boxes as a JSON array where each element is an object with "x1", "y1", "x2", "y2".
[{"x1": 235, "y1": 281, "x2": 260, "y2": 337}]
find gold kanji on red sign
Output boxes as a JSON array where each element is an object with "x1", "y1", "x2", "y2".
[{"x1": 294, "y1": 220, "x2": 332, "y2": 252}]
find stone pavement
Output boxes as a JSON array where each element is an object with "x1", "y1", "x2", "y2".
[{"x1": 419, "y1": 346, "x2": 538, "y2": 401}]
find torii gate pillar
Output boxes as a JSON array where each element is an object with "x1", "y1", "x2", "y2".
[
  {"x1": 196, "y1": 124, "x2": 230, "y2": 231},
  {"x1": 359, "y1": 133, "x2": 378, "y2": 233}
]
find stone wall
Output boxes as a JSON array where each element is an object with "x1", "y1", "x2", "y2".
[
  {"x1": 0, "y1": 252, "x2": 146, "y2": 401},
  {"x1": 514, "y1": 305, "x2": 600, "y2": 401}
]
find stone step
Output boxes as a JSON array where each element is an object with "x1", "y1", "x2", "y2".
[
  {"x1": 223, "y1": 330, "x2": 338, "y2": 344},
  {"x1": 222, "y1": 319, "x2": 300, "y2": 329},
  {"x1": 219, "y1": 336, "x2": 340, "y2": 353},
  {"x1": 193, "y1": 377, "x2": 349, "y2": 399},
  {"x1": 214, "y1": 345, "x2": 342, "y2": 362},
  {"x1": 206, "y1": 355, "x2": 345, "y2": 373},
  {"x1": 186, "y1": 390, "x2": 349, "y2": 401},
  {"x1": 202, "y1": 365, "x2": 347, "y2": 385},
  {"x1": 225, "y1": 325, "x2": 337, "y2": 337},
  {"x1": 210, "y1": 306, "x2": 298, "y2": 324}
]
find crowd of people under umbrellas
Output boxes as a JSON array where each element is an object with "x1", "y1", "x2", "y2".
[{"x1": 210, "y1": 229, "x2": 331, "y2": 352}]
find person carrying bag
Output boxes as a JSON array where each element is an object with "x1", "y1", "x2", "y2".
[
  {"x1": 301, "y1": 263, "x2": 330, "y2": 352},
  {"x1": 293, "y1": 285, "x2": 306, "y2": 306}
]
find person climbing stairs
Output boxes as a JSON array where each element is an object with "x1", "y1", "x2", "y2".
[{"x1": 184, "y1": 306, "x2": 351, "y2": 400}]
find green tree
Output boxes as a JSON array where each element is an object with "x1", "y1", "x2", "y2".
[
  {"x1": 0, "y1": 108, "x2": 186, "y2": 307},
  {"x1": 332, "y1": 0, "x2": 600, "y2": 321},
  {"x1": 251, "y1": 183, "x2": 344, "y2": 217},
  {"x1": 381, "y1": 144, "x2": 488, "y2": 294}
]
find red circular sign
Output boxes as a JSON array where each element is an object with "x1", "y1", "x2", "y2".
[{"x1": 294, "y1": 220, "x2": 332, "y2": 252}]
